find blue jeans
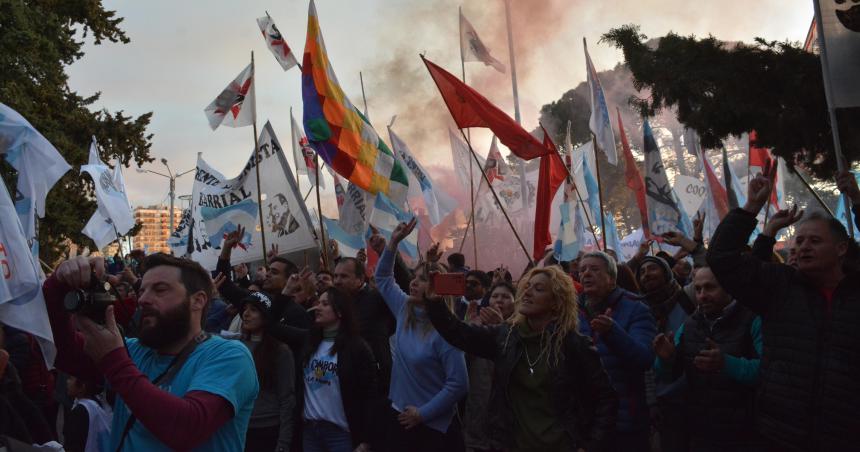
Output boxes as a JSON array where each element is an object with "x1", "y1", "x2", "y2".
[{"x1": 303, "y1": 419, "x2": 353, "y2": 452}]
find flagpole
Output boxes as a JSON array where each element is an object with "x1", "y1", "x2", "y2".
[
  {"x1": 359, "y1": 72, "x2": 370, "y2": 121},
  {"x1": 314, "y1": 153, "x2": 329, "y2": 270},
  {"x1": 460, "y1": 129, "x2": 532, "y2": 265},
  {"x1": 812, "y1": 0, "x2": 854, "y2": 238},
  {"x1": 591, "y1": 133, "x2": 608, "y2": 250},
  {"x1": 791, "y1": 166, "x2": 836, "y2": 217},
  {"x1": 459, "y1": 6, "x2": 479, "y2": 268},
  {"x1": 290, "y1": 107, "x2": 301, "y2": 195},
  {"x1": 503, "y1": 0, "x2": 529, "y2": 213},
  {"x1": 251, "y1": 51, "x2": 270, "y2": 266}
]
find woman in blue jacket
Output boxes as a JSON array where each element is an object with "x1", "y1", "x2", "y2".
[{"x1": 373, "y1": 218, "x2": 468, "y2": 452}]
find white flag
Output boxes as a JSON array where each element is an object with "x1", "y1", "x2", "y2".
[
  {"x1": 814, "y1": 0, "x2": 860, "y2": 108},
  {"x1": 183, "y1": 121, "x2": 317, "y2": 270},
  {"x1": 389, "y1": 127, "x2": 450, "y2": 225},
  {"x1": 459, "y1": 9, "x2": 506, "y2": 73},
  {"x1": 0, "y1": 176, "x2": 55, "y2": 365},
  {"x1": 0, "y1": 102, "x2": 71, "y2": 250},
  {"x1": 81, "y1": 138, "x2": 135, "y2": 239},
  {"x1": 256, "y1": 15, "x2": 299, "y2": 72},
  {"x1": 584, "y1": 39, "x2": 618, "y2": 165},
  {"x1": 204, "y1": 63, "x2": 255, "y2": 130}
]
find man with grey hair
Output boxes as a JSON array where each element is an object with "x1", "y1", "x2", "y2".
[
  {"x1": 577, "y1": 250, "x2": 657, "y2": 450},
  {"x1": 707, "y1": 161, "x2": 860, "y2": 451}
]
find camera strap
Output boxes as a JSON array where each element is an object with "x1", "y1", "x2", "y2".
[{"x1": 114, "y1": 332, "x2": 211, "y2": 452}]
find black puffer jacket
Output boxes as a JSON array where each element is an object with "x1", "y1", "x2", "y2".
[
  {"x1": 426, "y1": 300, "x2": 618, "y2": 452},
  {"x1": 707, "y1": 208, "x2": 860, "y2": 451}
]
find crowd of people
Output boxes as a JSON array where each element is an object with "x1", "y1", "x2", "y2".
[{"x1": 2, "y1": 162, "x2": 859, "y2": 452}]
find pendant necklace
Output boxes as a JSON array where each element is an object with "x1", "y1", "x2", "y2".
[{"x1": 523, "y1": 338, "x2": 548, "y2": 376}]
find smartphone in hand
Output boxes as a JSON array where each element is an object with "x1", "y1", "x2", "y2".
[{"x1": 432, "y1": 273, "x2": 466, "y2": 297}]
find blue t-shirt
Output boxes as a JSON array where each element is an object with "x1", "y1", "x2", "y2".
[{"x1": 108, "y1": 336, "x2": 259, "y2": 451}]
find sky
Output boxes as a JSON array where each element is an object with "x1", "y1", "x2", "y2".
[{"x1": 66, "y1": 0, "x2": 812, "y2": 217}]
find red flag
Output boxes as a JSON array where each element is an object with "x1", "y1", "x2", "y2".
[
  {"x1": 702, "y1": 149, "x2": 730, "y2": 219},
  {"x1": 534, "y1": 129, "x2": 567, "y2": 261},
  {"x1": 749, "y1": 131, "x2": 779, "y2": 208},
  {"x1": 422, "y1": 56, "x2": 549, "y2": 160},
  {"x1": 617, "y1": 109, "x2": 650, "y2": 238}
]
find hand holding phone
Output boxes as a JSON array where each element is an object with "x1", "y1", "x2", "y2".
[{"x1": 431, "y1": 273, "x2": 466, "y2": 297}]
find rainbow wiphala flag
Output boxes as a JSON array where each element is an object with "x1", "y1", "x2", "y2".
[{"x1": 301, "y1": 0, "x2": 408, "y2": 205}]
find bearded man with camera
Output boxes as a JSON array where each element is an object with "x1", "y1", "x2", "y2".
[{"x1": 44, "y1": 253, "x2": 259, "y2": 451}]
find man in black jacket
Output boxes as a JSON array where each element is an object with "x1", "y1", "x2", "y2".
[
  {"x1": 333, "y1": 257, "x2": 394, "y2": 394},
  {"x1": 706, "y1": 161, "x2": 860, "y2": 451},
  {"x1": 215, "y1": 226, "x2": 310, "y2": 330}
]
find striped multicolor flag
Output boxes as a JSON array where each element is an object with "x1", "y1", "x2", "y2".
[{"x1": 301, "y1": 0, "x2": 409, "y2": 205}]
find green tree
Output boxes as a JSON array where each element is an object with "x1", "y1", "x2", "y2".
[
  {"x1": 0, "y1": 0, "x2": 153, "y2": 263},
  {"x1": 600, "y1": 25, "x2": 860, "y2": 179}
]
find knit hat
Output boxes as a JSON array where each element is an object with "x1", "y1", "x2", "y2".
[
  {"x1": 637, "y1": 256, "x2": 674, "y2": 284},
  {"x1": 242, "y1": 291, "x2": 274, "y2": 321}
]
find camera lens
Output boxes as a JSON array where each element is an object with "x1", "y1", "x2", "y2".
[{"x1": 63, "y1": 290, "x2": 84, "y2": 312}]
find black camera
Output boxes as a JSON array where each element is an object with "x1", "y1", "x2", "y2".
[{"x1": 63, "y1": 273, "x2": 116, "y2": 324}]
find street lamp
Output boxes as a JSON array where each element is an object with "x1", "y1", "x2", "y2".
[{"x1": 136, "y1": 158, "x2": 195, "y2": 233}]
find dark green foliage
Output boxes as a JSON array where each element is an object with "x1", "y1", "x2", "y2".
[
  {"x1": 0, "y1": 0, "x2": 153, "y2": 263},
  {"x1": 600, "y1": 24, "x2": 860, "y2": 179}
]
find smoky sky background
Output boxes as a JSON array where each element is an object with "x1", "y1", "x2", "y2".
[{"x1": 67, "y1": 0, "x2": 811, "y2": 217}]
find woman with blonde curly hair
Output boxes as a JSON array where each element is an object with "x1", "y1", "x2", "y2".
[{"x1": 427, "y1": 263, "x2": 618, "y2": 452}]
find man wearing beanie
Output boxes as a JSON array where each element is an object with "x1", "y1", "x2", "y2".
[{"x1": 637, "y1": 250, "x2": 698, "y2": 452}]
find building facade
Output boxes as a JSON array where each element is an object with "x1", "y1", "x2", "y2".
[{"x1": 132, "y1": 205, "x2": 183, "y2": 254}]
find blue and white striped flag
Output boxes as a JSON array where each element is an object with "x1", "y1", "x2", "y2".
[
  {"x1": 389, "y1": 127, "x2": 451, "y2": 225},
  {"x1": 322, "y1": 216, "x2": 365, "y2": 258},
  {"x1": 554, "y1": 201, "x2": 587, "y2": 261},
  {"x1": 369, "y1": 193, "x2": 419, "y2": 259}
]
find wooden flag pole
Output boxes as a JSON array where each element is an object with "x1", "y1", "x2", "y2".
[
  {"x1": 591, "y1": 133, "x2": 608, "y2": 250},
  {"x1": 458, "y1": 7, "x2": 479, "y2": 268},
  {"x1": 250, "y1": 51, "x2": 269, "y2": 266},
  {"x1": 290, "y1": 106, "x2": 301, "y2": 195},
  {"x1": 460, "y1": 129, "x2": 532, "y2": 265},
  {"x1": 314, "y1": 153, "x2": 329, "y2": 271}
]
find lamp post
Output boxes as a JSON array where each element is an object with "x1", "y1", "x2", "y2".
[{"x1": 137, "y1": 158, "x2": 195, "y2": 233}]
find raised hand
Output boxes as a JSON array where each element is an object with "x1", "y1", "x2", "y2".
[
  {"x1": 220, "y1": 225, "x2": 246, "y2": 259},
  {"x1": 388, "y1": 217, "x2": 417, "y2": 250},
  {"x1": 763, "y1": 204, "x2": 804, "y2": 237},
  {"x1": 744, "y1": 160, "x2": 776, "y2": 215},
  {"x1": 653, "y1": 332, "x2": 676, "y2": 361},
  {"x1": 836, "y1": 169, "x2": 860, "y2": 205},
  {"x1": 693, "y1": 211, "x2": 706, "y2": 243},
  {"x1": 662, "y1": 231, "x2": 697, "y2": 252},
  {"x1": 267, "y1": 243, "x2": 279, "y2": 262},
  {"x1": 425, "y1": 242, "x2": 443, "y2": 263},
  {"x1": 636, "y1": 240, "x2": 654, "y2": 258},
  {"x1": 356, "y1": 248, "x2": 367, "y2": 265},
  {"x1": 213, "y1": 273, "x2": 227, "y2": 290},
  {"x1": 368, "y1": 225, "x2": 386, "y2": 254},
  {"x1": 492, "y1": 265, "x2": 509, "y2": 285}
]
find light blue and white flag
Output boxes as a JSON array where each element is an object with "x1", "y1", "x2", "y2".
[
  {"x1": 554, "y1": 201, "x2": 587, "y2": 261},
  {"x1": 369, "y1": 193, "x2": 419, "y2": 259},
  {"x1": 0, "y1": 102, "x2": 71, "y2": 253},
  {"x1": 584, "y1": 39, "x2": 617, "y2": 165},
  {"x1": 322, "y1": 216, "x2": 365, "y2": 258},
  {"x1": 582, "y1": 151, "x2": 602, "y2": 224},
  {"x1": 603, "y1": 212, "x2": 623, "y2": 254},
  {"x1": 389, "y1": 127, "x2": 451, "y2": 225},
  {"x1": 835, "y1": 172, "x2": 860, "y2": 232}
]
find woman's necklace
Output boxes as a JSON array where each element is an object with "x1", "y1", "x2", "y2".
[{"x1": 522, "y1": 336, "x2": 548, "y2": 376}]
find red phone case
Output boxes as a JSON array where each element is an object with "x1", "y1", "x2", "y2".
[{"x1": 433, "y1": 273, "x2": 466, "y2": 296}]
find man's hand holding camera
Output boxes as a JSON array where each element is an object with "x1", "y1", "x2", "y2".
[{"x1": 55, "y1": 256, "x2": 124, "y2": 363}]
